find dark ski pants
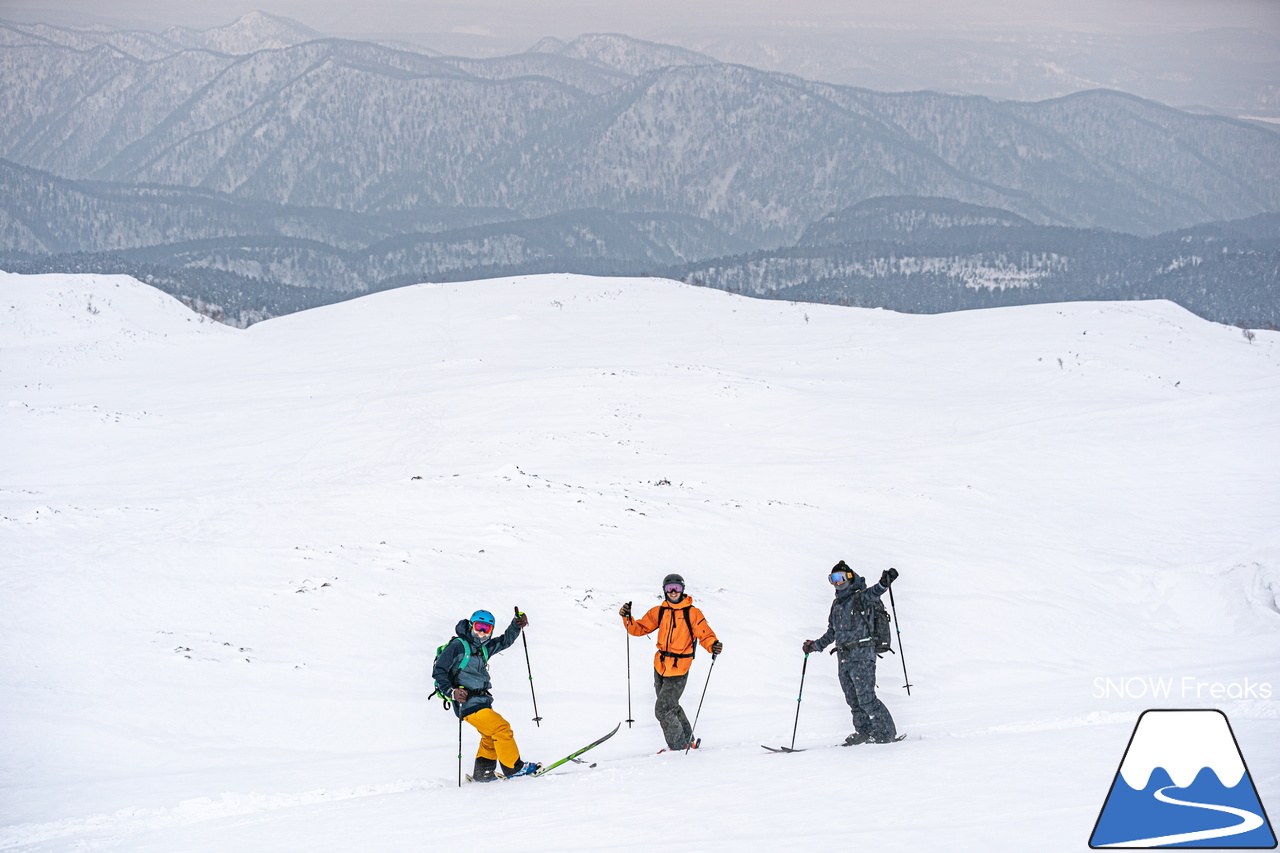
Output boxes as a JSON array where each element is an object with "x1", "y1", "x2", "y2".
[
  {"x1": 837, "y1": 652, "x2": 897, "y2": 742},
  {"x1": 653, "y1": 671, "x2": 693, "y2": 749}
]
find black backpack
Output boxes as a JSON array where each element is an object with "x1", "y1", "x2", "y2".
[
  {"x1": 655, "y1": 604, "x2": 698, "y2": 666},
  {"x1": 828, "y1": 592, "x2": 893, "y2": 656},
  {"x1": 871, "y1": 596, "x2": 893, "y2": 655},
  {"x1": 849, "y1": 592, "x2": 893, "y2": 655}
]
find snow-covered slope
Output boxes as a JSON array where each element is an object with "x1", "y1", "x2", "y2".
[{"x1": 1, "y1": 271, "x2": 1277, "y2": 851}]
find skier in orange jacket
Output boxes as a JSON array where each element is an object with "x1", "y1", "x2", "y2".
[{"x1": 620, "y1": 573, "x2": 722, "y2": 750}]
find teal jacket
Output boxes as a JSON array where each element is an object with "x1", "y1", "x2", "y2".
[{"x1": 432, "y1": 617, "x2": 522, "y2": 718}]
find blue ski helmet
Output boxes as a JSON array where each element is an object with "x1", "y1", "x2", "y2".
[{"x1": 470, "y1": 609, "x2": 496, "y2": 627}]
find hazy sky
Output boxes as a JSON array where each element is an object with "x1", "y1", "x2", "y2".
[{"x1": 3, "y1": 0, "x2": 1277, "y2": 43}]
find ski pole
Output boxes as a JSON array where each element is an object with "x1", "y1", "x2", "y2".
[
  {"x1": 457, "y1": 714, "x2": 463, "y2": 788},
  {"x1": 625, "y1": 610, "x2": 635, "y2": 728},
  {"x1": 515, "y1": 606, "x2": 543, "y2": 726},
  {"x1": 789, "y1": 653, "x2": 809, "y2": 751},
  {"x1": 684, "y1": 653, "x2": 718, "y2": 754},
  {"x1": 887, "y1": 579, "x2": 912, "y2": 696}
]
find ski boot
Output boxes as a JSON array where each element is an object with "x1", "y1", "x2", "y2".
[
  {"x1": 843, "y1": 731, "x2": 870, "y2": 746},
  {"x1": 656, "y1": 738, "x2": 699, "y2": 754},
  {"x1": 471, "y1": 756, "x2": 498, "y2": 782},
  {"x1": 503, "y1": 760, "x2": 542, "y2": 778}
]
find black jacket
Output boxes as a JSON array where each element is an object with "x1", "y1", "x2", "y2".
[{"x1": 814, "y1": 574, "x2": 888, "y2": 660}]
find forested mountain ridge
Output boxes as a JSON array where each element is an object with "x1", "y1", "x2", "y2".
[
  {"x1": 669, "y1": 199, "x2": 1280, "y2": 329},
  {"x1": 2, "y1": 15, "x2": 1277, "y2": 326},
  {"x1": 3, "y1": 23, "x2": 1276, "y2": 238}
]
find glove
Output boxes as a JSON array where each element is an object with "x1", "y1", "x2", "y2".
[
  {"x1": 879, "y1": 567, "x2": 899, "y2": 587},
  {"x1": 710, "y1": 641, "x2": 723, "y2": 655},
  {"x1": 515, "y1": 612, "x2": 528, "y2": 628},
  {"x1": 619, "y1": 601, "x2": 632, "y2": 618},
  {"x1": 802, "y1": 639, "x2": 817, "y2": 654},
  {"x1": 451, "y1": 687, "x2": 468, "y2": 702}
]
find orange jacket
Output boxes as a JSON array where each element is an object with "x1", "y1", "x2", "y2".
[{"x1": 623, "y1": 595, "x2": 718, "y2": 677}]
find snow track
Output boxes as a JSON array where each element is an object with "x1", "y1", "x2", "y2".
[{"x1": 0, "y1": 781, "x2": 439, "y2": 850}]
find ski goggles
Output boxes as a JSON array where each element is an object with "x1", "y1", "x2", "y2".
[
  {"x1": 664, "y1": 583, "x2": 685, "y2": 594},
  {"x1": 829, "y1": 572, "x2": 850, "y2": 584},
  {"x1": 472, "y1": 621, "x2": 494, "y2": 634}
]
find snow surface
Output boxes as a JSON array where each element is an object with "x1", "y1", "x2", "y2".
[{"x1": 2, "y1": 270, "x2": 1278, "y2": 852}]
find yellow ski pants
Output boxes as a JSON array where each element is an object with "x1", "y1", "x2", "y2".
[{"x1": 465, "y1": 707, "x2": 521, "y2": 768}]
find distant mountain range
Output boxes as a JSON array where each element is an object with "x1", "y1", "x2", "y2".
[
  {"x1": 669, "y1": 197, "x2": 1280, "y2": 329},
  {"x1": 659, "y1": 26, "x2": 1280, "y2": 122},
  {"x1": 1, "y1": 14, "x2": 1277, "y2": 327}
]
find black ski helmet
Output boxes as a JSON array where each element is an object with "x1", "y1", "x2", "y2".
[{"x1": 662, "y1": 573, "x2": 685, "y2": 590}]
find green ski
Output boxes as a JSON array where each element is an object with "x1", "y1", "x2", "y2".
[{"x1": 533, "y1": 722, "x2": 621, "y2": 777}]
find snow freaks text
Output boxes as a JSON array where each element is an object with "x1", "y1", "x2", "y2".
[{"x1": 1093, "y1": 676, "x2": 1273, "y2": 701}]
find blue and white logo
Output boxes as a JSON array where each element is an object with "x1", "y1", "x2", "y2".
[{"x1": 1090, "y1": 709, "x2": 1276, "y2": 848}]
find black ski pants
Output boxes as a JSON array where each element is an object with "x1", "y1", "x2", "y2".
[
  {"x1": 837, "y1": 652, "x2": 897, "y2": 742},
  {"x1": 653, "y1": 671, "x2": 692, "y2": 749}
]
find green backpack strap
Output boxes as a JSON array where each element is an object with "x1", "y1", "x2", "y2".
[
  {"x1": 432, "y1": 637, "x2": 491, "y2": 709},
  {"x1": 455, "y1": 637, "x2": 472, "y2": 672},
  {"x1": 440, "y1": 636, "x2": 490, "y2": 672}
]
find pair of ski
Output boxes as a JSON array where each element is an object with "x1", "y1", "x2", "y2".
[
  {"x1": 762, "y1": 734, "x2": 907, "y2": 753},
  {"x1": 466, "y1": 722, "x2": 620, "y2": 782}
]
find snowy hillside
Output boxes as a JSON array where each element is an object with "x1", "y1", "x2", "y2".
[{"x1": 2, "y1": 271, "x2": 1278, "y2": 851}]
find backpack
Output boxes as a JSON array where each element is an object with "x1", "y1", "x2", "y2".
[
  {"x1": 871, "y1": 596, "x2": 893, "y2": 655},
  {"x1": 432, "y1": 636, "x2": 489, "y2": 710},
  {"x1": 655, "y1": 604, "x2": 697, "y2": 666},
  {"x1": 845, "y1": 592, "x2": 893, "y2": 656}
]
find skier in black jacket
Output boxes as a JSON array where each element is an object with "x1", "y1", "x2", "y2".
[{"x1": 802, "y1": 561, "x2": 900, "y2": 744}]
